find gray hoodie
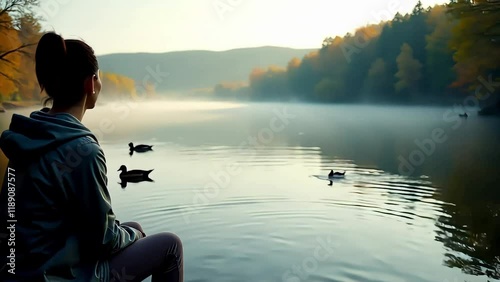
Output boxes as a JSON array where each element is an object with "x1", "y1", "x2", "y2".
[{"x1": 0, "y1": 108, "x2": 142, "y2": 282}]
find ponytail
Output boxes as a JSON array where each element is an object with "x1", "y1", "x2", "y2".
[{"x1": 35, "y1": 32, "x2": 98, "y2": 107}]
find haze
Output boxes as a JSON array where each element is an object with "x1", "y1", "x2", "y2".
[{"x1": 36, "y1": 0, "x2": 448, "y2": 55}]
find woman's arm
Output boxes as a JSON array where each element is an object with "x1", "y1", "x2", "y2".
[{"x1": 66, "y1": 140, "x2": 143, "y2": 259}]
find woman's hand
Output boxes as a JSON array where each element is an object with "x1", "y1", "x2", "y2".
[{"x1": 120, "y1": 221, "x2": 146, "y2": 238}]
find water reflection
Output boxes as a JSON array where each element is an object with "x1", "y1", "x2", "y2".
[
  {"x1": 434, "y1": 154, "x2": 500, "y2": 279},
  {"x1": 118, "y1": 177, "x2": 154, "y2": 189},
  {"x1": 129, "y1": 149, "x2": 155, "y2": 157},
  {"x1": 0, "y1": 102, "x2": 499, "y2": 281}
]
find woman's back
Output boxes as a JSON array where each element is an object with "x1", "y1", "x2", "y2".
[{"x1": 0, "y1": 108, "x2": 113, "y2": 280}]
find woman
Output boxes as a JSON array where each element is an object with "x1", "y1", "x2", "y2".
[{"x1": 0, "y1": 32, "x2": 183, "y2": 282}]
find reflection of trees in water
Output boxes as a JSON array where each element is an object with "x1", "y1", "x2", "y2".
[
  {"x1": 309, "y1": 123, "x2": 500, "y2": 280},
  {"x1": 434, "y1": 153, "x2": 500, "y2": 279},
  {"x1": 436, "y1": 205, "x2": 500, "y2": 279},
  {"x1": 279, "y1": 105, "x2": 500, "y2": 279}
]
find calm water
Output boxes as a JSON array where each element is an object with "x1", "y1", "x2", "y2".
[{"x1": 1, "y1": 100, "x2": 499, "y2": 282}]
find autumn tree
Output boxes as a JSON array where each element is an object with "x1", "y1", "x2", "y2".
[
  {"x1": 248, "y1": 66, "x2": 289, "y2": 100},
  {"x1": 15, "y1": 13, "x2": 41, "y2": 100},
  {"x1": 395, "y1": 43, "x2": 423, "y2": 94},
  {"x1": 1, "y1": 0, "x2": 40, "y2": 100},
  {"x1": 216, "y1": 2, "x2": 493, "y2": 104},
  {"x1": 447, "y1": 0, "x2": 500, "y2": 91},
  {"x1": 99, "y1": 72, "x2": 141, "y2": 101},
  {"x1": 0, "y1": 0, "x2": 40, "y2": 65},
  {"x1": 425, "y1": 4, "x2": 456, "y2": 95},
  {"x1": 0, "y1": 11, "x2": 21, "y2": 100}
]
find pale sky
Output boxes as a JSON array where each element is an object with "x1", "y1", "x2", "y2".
[{"x1": 35, "y1": 0, "x2": 448, "y2": 55}]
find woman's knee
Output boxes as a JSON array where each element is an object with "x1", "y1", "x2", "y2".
[
  {"x1": 151, "y1": 232, "x2": 183, "y2": 256},
  {"x1": 160, "y1": 232, "x2": 182, "y2": 247}
]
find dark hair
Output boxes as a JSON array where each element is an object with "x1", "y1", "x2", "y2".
[{"x1": 35, "y1": 32, "x2": 99, "y2": 107}]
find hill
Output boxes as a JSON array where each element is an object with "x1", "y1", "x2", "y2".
[{"x1": 97, "y1": 46, "x2": 315, "y2": 92}]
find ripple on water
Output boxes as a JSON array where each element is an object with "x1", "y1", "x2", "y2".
[{"x1": 107, "y1": 143, "x2": 472, "y2": 282}]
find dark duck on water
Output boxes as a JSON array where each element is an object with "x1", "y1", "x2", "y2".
[
  {"x1": 129, "y1": 142, "x2": 153, "y2": 152},
  {"x1": 118, "y1": 165, "x2": 154, "y2": 181},
  {"x1": 329, "y1": 170, "x2": 346, "y2": 178}
]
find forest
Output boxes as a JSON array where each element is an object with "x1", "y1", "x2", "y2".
[
  {"x1": 214, "y1": 1, "x2": 500, "y2": 112},
  {"x1": 1, "y1": 1, "x2": 499, "y2": 113}
]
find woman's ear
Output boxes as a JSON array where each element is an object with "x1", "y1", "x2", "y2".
[{"x1": 84, "y1": 75, "x2": 96, "y2": 96}]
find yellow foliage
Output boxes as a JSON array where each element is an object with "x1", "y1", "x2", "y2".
[
  {"x1": 287, "y1": 57, "x2": 301, "y2": 70},
  {"x1": 0, "y1": 13, "x2": 22, "y2": 99},
  {"x1": 218, "y1": 81, "x2": 247, "y2": 90},
  {"x1": 249, "y1": 68, "x2": 266, "y2": 84},
  {"x1": 355, "y1": 24, "x2": 383, "y2": 41},
  {"x1": 448, "y1": 1, "x2": 500, "y2": 89},
  {"x1": 100, "y1": 72, "x2": 139, "y2": 99},
  {"x1": 395, "y1": 43, "x2": 423, "y2": 93},
  {"x1": 267, "y1": 65, "x2": 286, "y2": 73}
]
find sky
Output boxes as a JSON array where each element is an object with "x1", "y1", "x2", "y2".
[{"x1": 35, "y1": 0, "x2": 449, "y2": 55}]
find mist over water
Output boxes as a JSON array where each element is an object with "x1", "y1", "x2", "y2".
[{"x1": 1, "y1": 100, "x2": 499, "y2": 281}]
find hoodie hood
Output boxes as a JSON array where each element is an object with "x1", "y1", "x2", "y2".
[{"x1": 0, "y1": 108, "x2": 97, "y2": 164}]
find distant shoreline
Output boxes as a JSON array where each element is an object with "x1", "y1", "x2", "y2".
[
  {"x1": 1, "y1": 101, "x2": 40, "y2": 111},
  {"x1": 1, "y1": 98, "x2": 498, "y2": 117}
]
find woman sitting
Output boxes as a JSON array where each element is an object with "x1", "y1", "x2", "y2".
[{"x1": 0, "y1": 32, "x2": 183, "y2": 282}]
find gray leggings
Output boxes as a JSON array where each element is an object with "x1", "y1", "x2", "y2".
[{"x1": 108, "y1": 222, "x2": 183, "y2": 282}]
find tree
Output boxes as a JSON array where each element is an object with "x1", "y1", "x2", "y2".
[
  {"x1": 394, "y1": 43, "x2": 423, "y2": 94},
  {"x1": 0, "y1": 11, "x2": 20, "y2": 99},
  {"x1": 15, "y1": 13, "x2": 41, "y2": 100},
  {"x1": 362, "y1": 58, "x2": 392, "y2": 100},
  {"x1": 447, "y1": 0, "x2": 500, "y2": 91},
  {"x1": 425, "y1": 4, "x2": 456, "y2": 95},
  {"x1": 0, "y1": 0, "x2": 40, "y2": 86},
  {"x1": 393, "y1": 12, "x2": 405, "y2": 23},
  {"x1": 412, "y1": 0, "x2": 425, "y2": 15}
]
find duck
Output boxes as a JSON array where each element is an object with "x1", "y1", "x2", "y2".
[
  {"x1": 129, "y1": 142, "x2": 153, "y2": 152},
  {"x1": 328, "y1": 170, "x2": 346, "y2": 178},
  {"x1": 117, "y1": 165, "x2": 154, "y2": 181},
  {"x1": 459, "y1": 112, "x2": 468, "y2": 118}
]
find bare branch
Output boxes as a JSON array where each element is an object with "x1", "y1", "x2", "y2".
[
  {"x1": 0, "y1": 70, "x2": 16, "y2": 83},
  {"x1": 0, "y1": 55, "x2": 14, "y2": 65},
  {"x1": 0, "y1": 42, "x2": 36, "y2": 61}
]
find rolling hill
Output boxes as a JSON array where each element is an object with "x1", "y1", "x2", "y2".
[{"x1": 97, "y1": 46, "x2": 315, "y2": 93}]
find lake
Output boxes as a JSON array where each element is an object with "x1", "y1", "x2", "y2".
[{"x1": 1, "y1": 100, "x2": 499, "y2": 282}]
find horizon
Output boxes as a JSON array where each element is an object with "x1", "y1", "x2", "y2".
[
  {"x1": 96, "y1": 45, "x2": 317, "y2": 57},
  {"x1": 35, "y1": 0, "x2": 449, "y2": 56}
]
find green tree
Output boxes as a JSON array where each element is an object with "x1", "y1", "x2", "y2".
[
  {"x1": 412, "y1": 0, "x2": 425, "y2": 15},
  {"x1": 362, "y1": 58, "x2": 392, "y2": 100},
  {"x1": 395, "y1": 43, "x2": 423, "y2": 95}
]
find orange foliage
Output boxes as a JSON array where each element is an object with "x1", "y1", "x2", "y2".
[
  {"x1": 249, "y1": 67, "x2": 266, "y2": 84},
  {"x1": 354, "y1": 24, "x2": 383, "y2": 41},
  {"x1": 218, "y1": 81, "x2": 247, "y2": 90},
  {"x1": 0, "y1": 12, "x2": 142, "y2": 103},
  {"x1": 267, "y1": 65, "x2": 286, "y2": 73},
  {"x1": 448, "y1": 1, "x2": 500, "y2": 90},
  {"x1": 0, "y1": 13, "x2": 22, "y2": 100},
  {"x1": 100, "y1": 72, "x2": 140, "y2": 100},
  {"x1": 287, "y1": 57, "x2": 301, "y2": 70}
]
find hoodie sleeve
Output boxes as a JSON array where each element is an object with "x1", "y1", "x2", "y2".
[{"x1": 65, "y1": 140, "x2": 143, "y2": 258}]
